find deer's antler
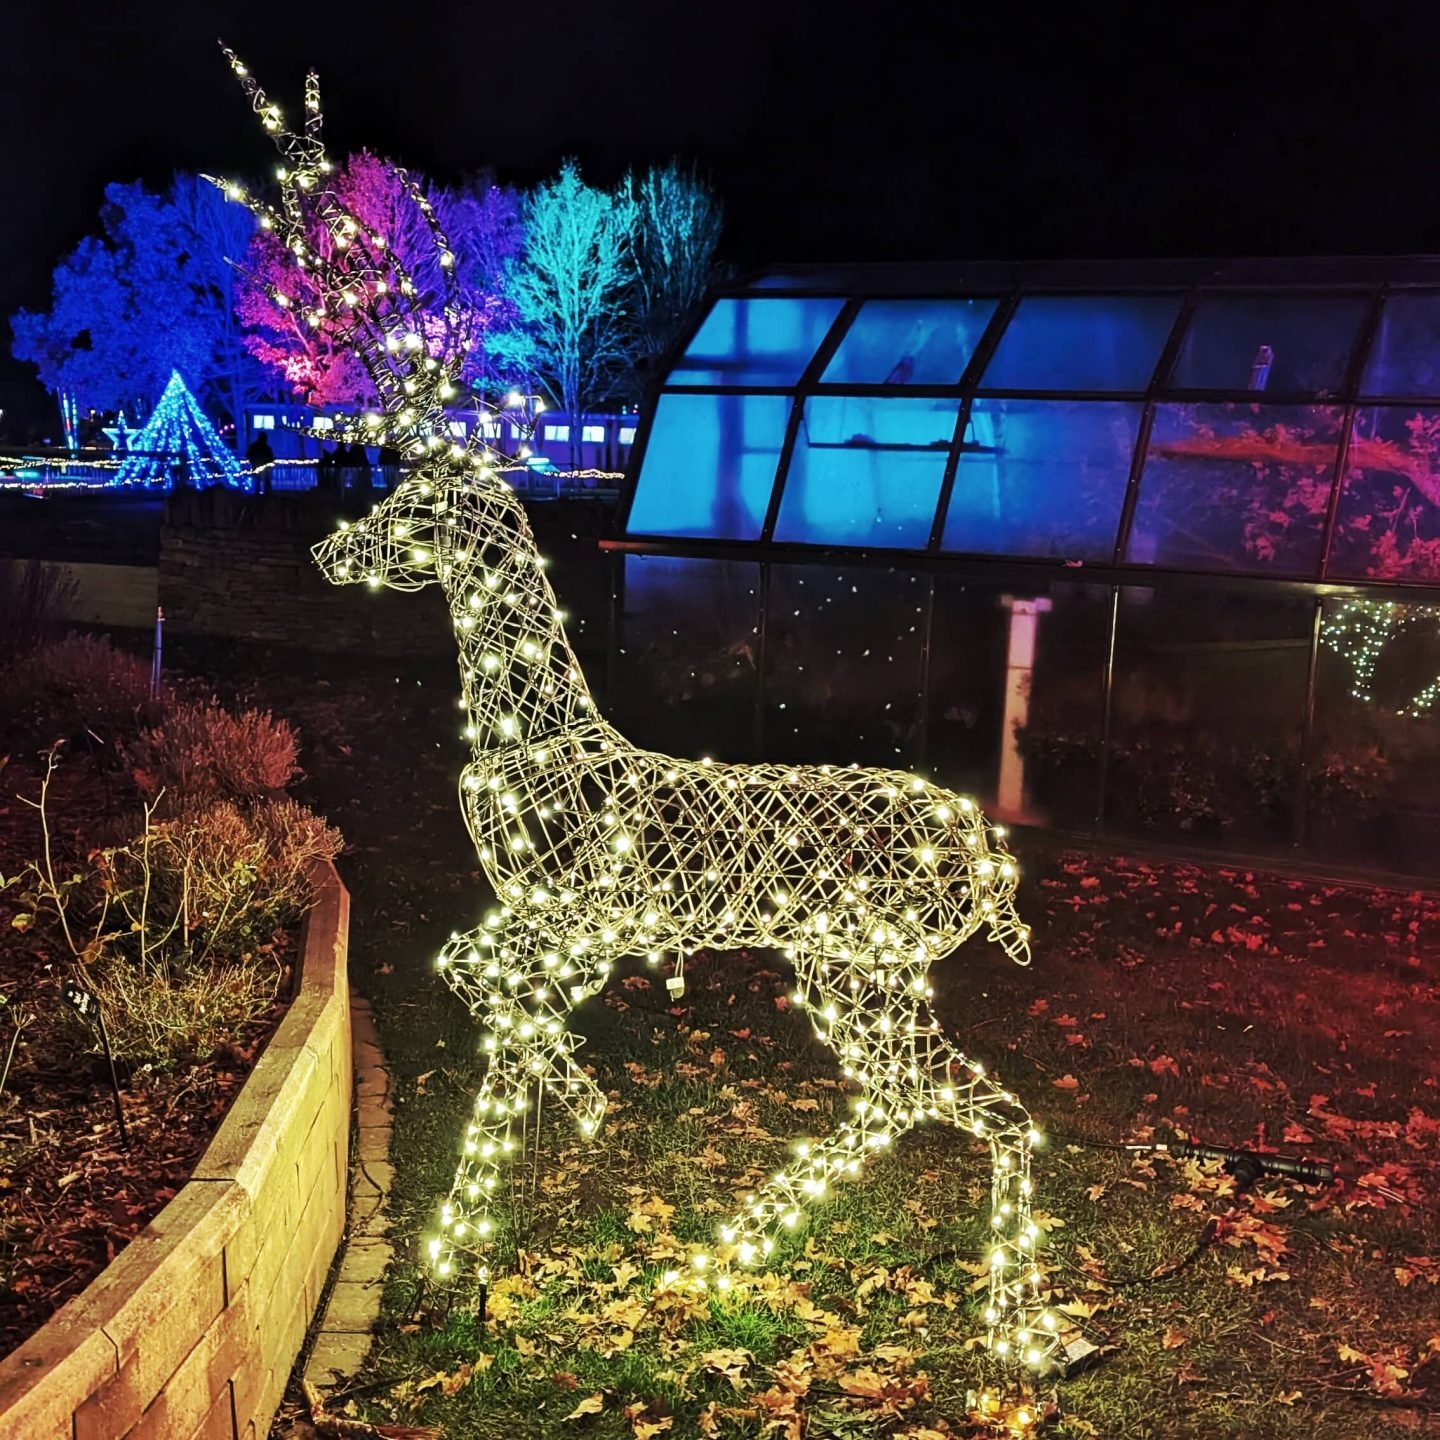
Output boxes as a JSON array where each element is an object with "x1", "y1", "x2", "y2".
[{"x1": 211, "y1": 43, "x2": 487, "y2": 466}]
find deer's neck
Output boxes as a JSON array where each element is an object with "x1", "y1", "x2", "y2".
[{"x1": 443, "y1": 524, "x2": 607, "y2": 754}]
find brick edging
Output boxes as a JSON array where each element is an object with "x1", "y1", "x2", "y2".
[
  {"x1": 0, "y1": 860, "x2": 353, "y2": 1440},
  {"x1": 301, "y1": 990, "x2": 395, "y2": 1387}
]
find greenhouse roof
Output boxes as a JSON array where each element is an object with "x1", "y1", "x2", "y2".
[{"x1": 618, "y1": 257, "x2": 1440, "y2": 589}]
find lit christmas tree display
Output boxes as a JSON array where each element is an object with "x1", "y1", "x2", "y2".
[
  {"x1": 216, "y1": 51, "x2": 1062, "y2": 1379},
  {"x1": 114, "y1": 369, "x2": 246, "y2": 488}
]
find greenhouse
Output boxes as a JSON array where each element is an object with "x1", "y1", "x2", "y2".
[{"x1": 605, "y1": 257, "x2": 1440, "y2": 879}]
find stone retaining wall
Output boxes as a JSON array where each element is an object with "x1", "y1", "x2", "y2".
[
  {"x1": 157, "y1": 488, "x2": 611, "y2": 657},
  {"x1": 0, "y1": 862, "x2": 352, "y2": 1440}
]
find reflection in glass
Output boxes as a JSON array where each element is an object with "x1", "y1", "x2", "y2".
[
  {"x1": 1361, "y1": 295, "x2": 1440, "y2": 397},
  {"x1": 941, "y1": 399, "x2": 1139, "y2": 560},
  {"x1": 626, "y1": 392, "x2": 790, "y2": 540},
  {"x1": 1329, "y1": 407, "x2": 1440, "y2": 582},
  {"x1": 1128, "y1": 403, "x2": 1340, "y2": 574},
  {"x1": 669, "y1": 297, "x2": 845, "y2": 386},
  {"x1": 1311, "y1": 595, "x2": 1440, "y2": 876},
  {"x1": 1106, "y1": 587, "x2": 1312, "y2": 847},
  {"x1": 615, "y1": 556, "x2": 761, "y2": 760},
  {"x1": 1168, "y1": 295, "x2": 1365, "y2": 395},
  {"x1": 981, "y1": 295, "x2": 1180, "y2": 392},
  {"x1": 821, "y1": 298, "x2": 997, "y2": 385},
  {"x1": 763, "y1": 566, "x2": 926, "y2": 768},
  {"x1": 773, "y1": 396, "x2": 958, "y2": 548},
  {"x1": 927, "y1": 581, "x2": 1109, "y2": 828}
]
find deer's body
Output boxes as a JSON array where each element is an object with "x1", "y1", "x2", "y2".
[{"x1": 216, "y1": 53, "x2": 1059, "y2": 1373}]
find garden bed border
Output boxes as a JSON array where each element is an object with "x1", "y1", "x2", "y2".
[{"x1": 0, "y1": 859, "x2": 352, "y2": 1440}]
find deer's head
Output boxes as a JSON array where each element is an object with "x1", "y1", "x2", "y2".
[{"x1": 312, "y1": 465, "x2": 531, "y2": 593}]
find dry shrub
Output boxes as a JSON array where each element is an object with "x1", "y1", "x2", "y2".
[
  {"x1": 56, "y1": 795, "x2": 340, "y2": 1064},
  {"x1": 0, "y1": 561, "x2": 78, "y2": 662},
  {"x1": 6, "y1": 634, "x2": 159, "y2": 745},
  {"x1": 89, "y1": 957, "x2": 282, "y2": 1065},
  {"x1": 125, "y1": 700, "x2": 300, "y2": 802}
]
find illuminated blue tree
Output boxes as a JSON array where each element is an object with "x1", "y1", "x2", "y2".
[
  {"x1": 627, "y1": 161, "x2": 724, "y2": 380},
  {"x1": 115, "y1": 370, "x2": 246, "y2": 488},
  {"x1": 504, "y1": 161, "x2": 637, "y2": 466},
  {"x1": 11, "y1": 177, "x2": 267, "y2": 425}
]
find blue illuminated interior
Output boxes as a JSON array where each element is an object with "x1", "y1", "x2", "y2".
[
  {"x1": 625, "y1": 391, "x2": 791, "y2": 540},
  {"x1": 821, "y1": 299, "x2": 996, "y2": 385},
  {"x1": 669, "y1": 297, "x2": 845, "y2": 387},
  {"x1": 774, "y1": 397, "x2": 959, "y2": 548},
  {"x1": 942, "y1": 400, "x2": 1139, "y2": 560},
  {"x1": 1168, "y1": 295, "x2": 1366, "y2": 395},
  {"x1": 979, "y1": 295, "x2": 1179, "y2": 392},
  {"x1": 623, "y1": 270, "x2": 1440, "y2": 583}
]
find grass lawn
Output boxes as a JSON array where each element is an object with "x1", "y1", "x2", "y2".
[{"x1": 206, "y1": 646, "x2": 1440, "y2": 1440}]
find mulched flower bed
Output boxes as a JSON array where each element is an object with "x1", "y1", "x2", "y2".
[{"x1": 0, "y1": 749, "x2": 290, "y2": 1356}]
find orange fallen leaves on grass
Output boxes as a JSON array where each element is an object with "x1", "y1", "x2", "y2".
[{"x1": 563, "y1": 1393, "x2": 605, "y2": 1421}]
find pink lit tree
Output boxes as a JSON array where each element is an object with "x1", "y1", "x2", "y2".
[{"x1": 235, "y1": 151, "x2": 522, "y2": 407}]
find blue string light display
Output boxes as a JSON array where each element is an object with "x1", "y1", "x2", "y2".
[{"x1": 115, "y1": 370, "x2": 247, "y2": 489}]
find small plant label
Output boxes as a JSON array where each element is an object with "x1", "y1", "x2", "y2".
[{"x1": 60, "y1": 982, "x2": 99, "y2": 1025}]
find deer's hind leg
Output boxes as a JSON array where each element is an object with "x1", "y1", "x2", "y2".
[
  {"x1": 716, "y1": 939, "x2": 917, "y2": 1263},
  {"x1": 428, "y1": 924, "x2": 611, "y2": 1280},
  {"x1": 877, "y1": 985, "x2": 1057, "y2": 1369}
]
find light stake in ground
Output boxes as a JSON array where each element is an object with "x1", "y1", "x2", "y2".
[{"x1": 216, "y1": 51, "x2": 1062, "y2": 1374}]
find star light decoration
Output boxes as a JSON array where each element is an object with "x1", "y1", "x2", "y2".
[
  {"x1": 215, "y1": 50, "x2": 1062, "y2": 1375},
  {"x1": 1323, "y1": 598, "x2": 1440, "y2": 716}
]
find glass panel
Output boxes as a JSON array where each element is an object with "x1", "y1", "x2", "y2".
[
  {"x1": 614, "y1": 556, "x2": 761, "y2": 761},
  {"x1": 980, "y1": 295, "x2": 1179, "y2": 392},
  {"x1": 772, "y1": 396, "x2": 958, "y2": 548},
  {"x1": 1361, "y1": 295, "x2": 1440, "y2": 396},
  {"x1": 1328, "y1": 406, "x2": 1440, "y2": 582},
  {"x1": 1106, "y1": 586, "x2": 1312, "y2": 850},
  {"x1": 928, "y1": 580, "x2": 1110, "y2": 829},
  {"x1": 1127, "y1": 403, "x2": 1340, "y2": 574},
  {"x1": 1310, "y1": 596, "x2": 1440, "y2": 877},
  {"x1": 940, "y1": 399, "x2": 1139, "y2": 560},
  {"x1": 668, "y1": 297, "x2": 845, "y2": 386},
  {"x1": 820, "y1": 298, "x2": 997, "y2": 385},
  {"x1": 625, "y1": 393, "x2": 791, "y2": 540},
  {"x1": 1169, "y1": 295, "x2": 1365, "y2": 396},
  {"x1": 763, "y1": 565, "x2": 926, "y2": 768}
]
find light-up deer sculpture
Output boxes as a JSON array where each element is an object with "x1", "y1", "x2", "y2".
[{"x1": 216, "y1": 52, "x2": 1060, "y2": 1372}]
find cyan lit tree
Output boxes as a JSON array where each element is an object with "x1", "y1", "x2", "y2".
[
  {"x1": 626, "y1": 161, "x2": 723, "y2": 384},
  {"x1": 504, "y1": 160, "x2": 637, "y2": 466},
  {"x1": 11, "y1": 176, "x2": 268, "y2": 425}
]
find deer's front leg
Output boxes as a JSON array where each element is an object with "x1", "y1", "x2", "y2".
[{"x1": 429, "y1": 924, "x2": 611, "y2": 1281}]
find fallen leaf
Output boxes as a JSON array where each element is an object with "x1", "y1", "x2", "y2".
[{"x1": 565, "y1": 1393, "x2": 605, "y2": 1421}]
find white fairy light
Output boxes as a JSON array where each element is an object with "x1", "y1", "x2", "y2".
[
  {"x1": 1323, "y1": 598, "x2": 1440, "y2": 716},
  {"x1": 217, "y1": 49, "x2": 1058, "y2": 1374}
]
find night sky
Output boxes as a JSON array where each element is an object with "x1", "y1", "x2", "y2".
[{"x1": 3, "y1": 0, "x2": 1438, "y2": 431}]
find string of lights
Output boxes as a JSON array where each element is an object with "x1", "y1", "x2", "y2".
[
  {"x1": 218, "y1": 49, "x2": 1061, "y2": 1375},
  {"x1": 1322, "y1": 598, "x2": 1440, "y2": 716},
  {"x1": 114, "y1": 370, "x2": 247, "y2": 488}
]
